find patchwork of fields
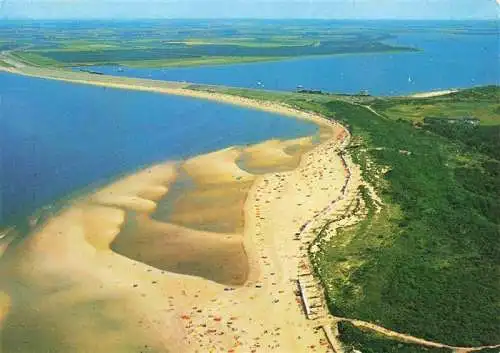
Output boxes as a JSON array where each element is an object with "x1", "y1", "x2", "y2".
[{"x1": 0, "y1": 20, "x2": 418, "y2": 67}]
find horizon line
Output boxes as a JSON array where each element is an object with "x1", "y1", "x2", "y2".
[{"x1": 1, "y1": 17, "x2": 498, "y2": 21}]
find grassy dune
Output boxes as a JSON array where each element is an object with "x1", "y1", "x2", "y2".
[
  {"x1": 216, "y1": 86, "x2": 500, "y2": 346},
  {"x1": 0, "y1": 60, "x2": 13, "y2": 68},
  {"x1": 372, "y1": 86, "x2": 500, "y2": 126}
]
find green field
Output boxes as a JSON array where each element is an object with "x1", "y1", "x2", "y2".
[
  {"x1": 118, "y1": 56, "x2": 288, "y2": 68},
  {"x1": 0, "y1": 20, "x2": 418, "y2": 67},
  {"x1": 0, "y1": 60, "x2": 13, "y2": 68},
  {"x1": 203, "y1": 85, "x2": 500, "y2": 347},
  {"x1": 371, "y1": 89, "x2": 500, "y2": 126}
]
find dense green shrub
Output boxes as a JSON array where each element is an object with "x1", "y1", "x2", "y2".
[
  {"x1": 220, "y1": 86, "x2": 499, "y2": 346},
  {"x1": 290, "y1": 93, "x2": 499, "y2": 346}
]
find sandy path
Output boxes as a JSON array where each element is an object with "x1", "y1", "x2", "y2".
[
  {"x1": 333, "y1": 318, "x2": 500, "y2": 353},
  {"x1": 408, "y1": 89, "x2": 458, "y2": 98}
]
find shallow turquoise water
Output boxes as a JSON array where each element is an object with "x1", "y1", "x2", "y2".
[{"x1": 0, "y1": 73, "x2": 317, "y2": 225}]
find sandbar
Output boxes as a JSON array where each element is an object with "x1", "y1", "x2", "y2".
[{"x1": 0, "y1": 66, "x2": 358, "y2": 352}]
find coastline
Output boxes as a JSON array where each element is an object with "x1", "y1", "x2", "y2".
[
  {"x1": 3, "y1": 64, "x2": 493, "y2": 351},
  {"x1": 1, "y1": 46, "x2": 416, "y2": 71},
  {"x1": 0, "y1": 65, "x2": 331, "y2": 128},
  {"x1": 0, "y1": 126, "x2": 350, "y2": 353},
  {"x1": 0, "y1": 65, "x2": 355, "y2": 352},
  {"x1": 0, "y1": 50, "x2": 495, "y2": 352}
]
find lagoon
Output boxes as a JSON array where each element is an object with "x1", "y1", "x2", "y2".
[{"x1": 0, "y1": 72, "x2": 317, "y2": 225}]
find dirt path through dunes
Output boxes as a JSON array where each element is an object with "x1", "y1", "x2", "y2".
[
  {"x1": 330, "y1": 318, "x2": 500, "y2": 353},
  {"x1": 408, "y1": 89, "x2": 458, "y2": 98}
]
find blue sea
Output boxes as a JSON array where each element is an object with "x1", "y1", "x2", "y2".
[
  {"x1": 82, "y1": 21, "x2": 499, "y2": 95},
  {"x1": 0, "y1": 73, "x2": 317, "y2": 225}
]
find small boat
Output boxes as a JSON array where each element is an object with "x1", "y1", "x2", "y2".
[
  {"x1": 408, "y1": 75, "x2": 413, "y2": 83},
  {"x1": 79, "y1": 68, "x2": 104, "y2": 75}
]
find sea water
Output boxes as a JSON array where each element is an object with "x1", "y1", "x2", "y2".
[{"x1": 0, "y1": 72, "x2": 317, "y2": 225}]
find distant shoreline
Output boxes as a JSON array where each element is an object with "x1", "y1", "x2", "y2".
[
  {"x1": 0, "y1": 64, "x2": 464, "y2": 106},
  {"x1": 53, "y1": 47, "x2": 419, "y2": 69}
]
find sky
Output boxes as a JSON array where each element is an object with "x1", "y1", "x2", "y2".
[{"x1": 1, "y1": 0, "x2": 498, "y2": 20}]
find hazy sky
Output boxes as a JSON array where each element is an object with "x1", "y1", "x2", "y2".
[{"x1": 1, "y1": 0, "x2": 498, "y2": 20}]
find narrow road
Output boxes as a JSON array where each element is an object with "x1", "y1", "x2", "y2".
[
  {"x1": 350, "y1": 101, "x2": 387, "y2": 119},
  {"x1": 336, "y1": 317, "x2": 500, "y2": 352}
]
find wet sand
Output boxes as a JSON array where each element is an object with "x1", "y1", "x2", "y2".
[
  {"x1": 0, "y1": 70, "x2": 354, "y2": 352},
  {"x1": 0, "y1": 124, "x2": 350, "y2": 352}
]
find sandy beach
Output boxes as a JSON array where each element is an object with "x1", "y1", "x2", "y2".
[
  {"x1": 0, "y1": 66, "x2": 362, "y2": 352},
  {"x1": 408, "y1": 89, "x2": 459, "y2": 98}
]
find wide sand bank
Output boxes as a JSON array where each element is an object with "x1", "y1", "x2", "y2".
[{"x1": 0, "y1": 66, "x2": 355, "y2": 352}]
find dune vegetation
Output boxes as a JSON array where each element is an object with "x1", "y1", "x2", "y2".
[
  {"x1": 206, "y1": 85, "x2": 500, "y2": 347},
  {"x1": 371, "y1": 86, "x2": 500, "y2": 126}
]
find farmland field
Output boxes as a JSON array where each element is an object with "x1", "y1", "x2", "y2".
[{"x1": 0, "y1": 20, "x2": 418, "y2": 67}]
